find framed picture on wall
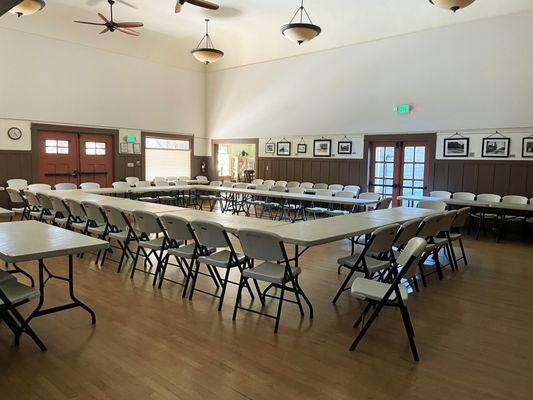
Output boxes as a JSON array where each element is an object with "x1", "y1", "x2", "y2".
[
  {"x1": 133, "y1": 143, "x2": 141, "y2": 154},
  {"x1": 522, "y1": 137, "x2": 533, "y2": 158},
  {"x1": 297, "y1": 143, "x2": 307, "y2": 154},
  {"x1": 482, "y1": 137, "x2": 510, "y2": 158},
  {"x1": 443, "y1": 138, "x2": 469, "y2": 157},
  {"x1": 265, "y1": 143, "x2": 275, "y2": 154},
  {"x1": 337, "y1": 141, "x2": 352, "y2": 155},
  {"x1": 277, "y1": 141, "x2": 291, "y2": 156},
  {"x1": 120, "y1": 142, "x2": 129, "y2": 154},
  {"x1": 313, "y1": 139, "x2": 332, "y2": 157}
]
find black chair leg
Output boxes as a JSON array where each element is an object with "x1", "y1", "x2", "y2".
[
  {"x1": 274, "y1": 287, "x2": 285, "y2": 334},
  {"x1": 399, "y1": 303, "x2": 419, "y2": 362}
]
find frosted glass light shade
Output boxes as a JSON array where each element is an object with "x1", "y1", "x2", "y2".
[
  {"x1": 281, "y1": 23, "x2": 321, "y2": 45},
  {"x1": 9, "y1": 0, "x2": 46, "y2": 17},
  {"x1": 429, "y1": 0, "x2": 475, "y2": 12},
  {"x1": 191, "y1": 48, "x2": 224, "y2": 64}
]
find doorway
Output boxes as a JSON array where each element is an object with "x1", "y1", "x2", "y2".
[
  {"x1": 36, "y1": 130, "x2": 114, "y2": 187},
  {"x1": 213, "y1": 140, "x2": 258, "y2": 182},
  {"x1": 369, "y1": 140, "x2": 431, "y2": 205}
]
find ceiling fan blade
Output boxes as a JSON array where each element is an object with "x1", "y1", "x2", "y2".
[
  {"x1": 0, "y1": 0, "x2": 23, "y2": 17},
  {"x1": 116, "y1": 22, "x2": 144, "y2": 28},
  {"x1": 100, "y1": 27, "x2": 110, "y2": 34},
  {"x1": 74, "y1": 20, "x2": 107, "y2": 26},
  {"x1": 97, "y1": 13, "x2": 110, "y2": 23},
  {"x1": 117, "y1": 27, "x2": 140, "y2": 36},
  {"x1": 187, "y1": 0, "x2": 219, "y2": 10},
  {"x1": 175, "y1": 2, "x2": 182, "y2": 13}
]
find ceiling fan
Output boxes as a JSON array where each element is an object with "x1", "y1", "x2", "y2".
[
  {"x1": 74, "y1": 0, "x2": 143, "y2": 36},
  {"x1": 175, "y1": 0, "x2": 219, "y2": 13}
]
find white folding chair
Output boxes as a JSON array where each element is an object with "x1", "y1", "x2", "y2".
[
  {"x1": 102, "y1": 205, "x2": 139, "y2": 272},
  {"x1": 27, "y1": 184, "x2": 51, "y2": 191},
  {"x1": 471, "y1": 193, "x2": 501, "y2": 240},
  {"x1": 286, "y1": 181, "x2": 300, "y2": 188},
  {"x1": 344, "y1": 185, "x2": 361, "y2": 196},
  {"x1": 125, "y1": 177, "x2": 139, "y2": 186},
  {"x1": 313, "y1": 183, "x2": 328, "y2": 189},
  {"x1": 54, "y1": 183, "x2": 77, "y2": 190},
  {"x1": 304, "y1": 189, "x2": 332, "y2": 219},
  {"x1": 328, "y1": 184, "x2": 344, "y2": 191},
  {"x1": 80, "y1": 182, "x2": 100, "y2": 190},
  {"x1": 7, "y1": 179, "x2": 28, "y2": 190},
  {"x1": 417, "y1": 200, "x2": 447, "y2": 211},
  {"x1": 6, "y1": 188, "x2": 28, "y2": 219},
  {"x1": 430, "y1": 191, "x2": 452, "y2": 199},
  {"x1": 326, "y1": 191, "x2": 355, "y2": 216}
]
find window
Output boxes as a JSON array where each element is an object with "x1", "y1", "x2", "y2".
[
  {"x1": 45, "y1": 139, "x2": 69, "y2": 154},
  {"x1": 85, "y1": 142, "x2": 106, "y2": 156},
  {"x1": 145, "y1": 137, "x2": 191, "y2": 181},
  {"x1": 145, "y1": 138, "x2": 190, "y2": 150},
  {"x1": 217, "y1": 145, "x2": 230, "y2": 177}
]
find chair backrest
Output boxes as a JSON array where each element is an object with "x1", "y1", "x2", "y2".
[
  {"x1": 102, "y1": 204, "x2": 129, "y2": 231},
  {"x1": 81, "y1": 201, "x2": 106, "y2": 225},
  {"x1": 451, "y1": 207, "x2": 470, "y2": 229},
  {"x1": 255, "y1": 184, "x2": 271, "y2": 191},
  {"x1": 286, "y1": 181, "x2": 300, "y2": 188},
  {"x1": 375, "y1": 197, "x2": 392, "y2": 210},
  {"x1": 436, "y1": 210, "x2": 457, "y2": 233},
  {"x1": 235, "y1": 183, "x2": 249, "y2": 189},
  {"x1": 367, "y1": 224, "x2": 400, "y2": 254},
  {"x1": 135, "y1": 181, "x2": 151, "y2": 188},
  {"x1": 133, "y1": 210, "x2": 163, "y2": 235},
  {"x1": 222, "y1": 182, "x2": 234, "y2": 188},
  {"x1": 300, "y1": 182, "x2": 314, "y2": 189},
  {"x1": 477, "y1": 193, "x2": 501, "y2": 203},
  {"x1": 396, "y1": 237, "x2": 427, "y2": 280},
  {"x1": 452, "y1": 192, "x2": 475, "y2": 201},
  {"x1": 27, "y1": 183, "x2": 51, "y2": 191},
  {"x1": 314, "y1": 189, "x2": 333, "y2": 197},
  {"x1": 190, "y1": 220, "x2": 229, "y2": 248},
  {"x1": 80, "y1": 182, "x2": 100, "y2": 189},
  {"x1": 50, "y1": 196, "x2": 69, "y2": 215},
  {"x1": 112, "y1": 181, "x2": 130, "y2": 189},
  {"x1": 196, "y1": 176, "x2": 208, "y2": 181},
  {"x1": 394, "y1": 219, "x2": 422, "y2": 248},
  {"x1": 263, "y1": 180, "x2": 276, "y2": 186},
  {"x1": 328, "y1": 184, "x2": 344, "y2": 191},
  {"x1": 417, "y1": 200, "x2": 446, "y2": 211},
  {"x1": 359, "y1": 192, "x2": 381, "y2": 201},
  {"x1": 24, "y1": 191, "x2": 41, "y2": 207},
  {"x1": 238, "y1": 229, "x2": 285, "y2": 262},
  {"x1": 36, "y1": 193, "x2": 53, "y2": 210},
  {"x1": 7, "y1": 179, "x2": 28, "y2": 190},
  {"x1": 65, "y1": 199, "x2": 86, "y2": 220},
  {"x1": 313, "y1": 183, "x2": 328, "y2": 189},
  {"x1": 344, "y1": 185, "x2": 361, "y2": 196},
  {"x1": 251, "y1": 179, "x2": 264, "y2": 185},
  {"x1": 430, "y1": 191, "x2": 452, "y2": 199},
  {"x1": 175, "y1": 180, "x2": 188, "y2": 186},
  {"x1": 54, "y1": 183, "x2": 77, "y2": 190},
  {"x1": 125, "y1": 177, "x2": 139, "y2": 185},
  {"x1": 6, "y1": 187, "x2": 25, "y2": 204},
  {"x1": 288, "y1": 187, "x2": 305, "y2": 194},
  {"x1": 502, "y1": 195, "x2": 528, "y2": 205},
  {"x1": 209, "y1": 180, "x2": 222, "y2": 187},
  {"x1": 416, "y1": 212, "x2": 446, "y2": 238},
  {"x1": 167, "y1": 176, "x2": 178, "y2": 181},
  {"x1": 156, "y1": 180, "x2": 170, "y2": 187},
  {"x1": 160, "y1": 214, "x2": 194, "y2": 241},
  {"x1": 270, "y1": 186, "x2": 286, "y2": 193},
  {"x1": 334, "y1": 191, "x2": 355, "y2": 198},
  {"x1": 274, "y1": 181, "x2": 287, "y2": 187},
  {"x1": 178, "y1": 176, "x2": 190, "y2": 181},
  {"x1": 153, "y1": 177, "x2": 167, "y2": 185}
]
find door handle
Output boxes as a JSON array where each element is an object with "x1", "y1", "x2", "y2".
[{"x1": 71, "y1": 171, "x2": 78, "y2": 177}]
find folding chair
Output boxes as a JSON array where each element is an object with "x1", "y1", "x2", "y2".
[
  {"x1": 448, "y1": 207, "x2": 470, "y2": 267},
  {"x1": 131, "y1": 211, "x2": 167, "y2": 283},
  {"x1": 81, "y1": 201, "x2": 109, "y2": 265},
  {"x1": 5, "y1": 188, "x2": 28, "y2": 220},
  {"x1": 102, "y1": 205, "x2": 139, "y2": 272}
]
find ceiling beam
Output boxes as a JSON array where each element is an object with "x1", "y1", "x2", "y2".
[{"x1": 0, "y1": 0, "x2": 23, "y2": 17}]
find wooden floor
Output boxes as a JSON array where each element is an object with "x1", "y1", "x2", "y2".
[{"x1": 1, "y1": 220, "x2": 533, "y2": 400}]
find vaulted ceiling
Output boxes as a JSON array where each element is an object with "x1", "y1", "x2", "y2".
[{"x1": 1, "y1": 0, "x2": 533, "y2": 71}]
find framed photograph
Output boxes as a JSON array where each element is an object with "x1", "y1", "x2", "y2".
[
  {"x1": 337, "y1": 141, "x2": 352, "y2": 155},
  {"x1": 522, "y1": 137, "x2": 533, "y2": 158},
  {"x1": 443, "y1": 138, "x2": 469, "y2": 157},
  {"x1": 482, "y1": 137, "x2": 510, "y2": 158},
  {"x1": 313, "y1": 139, "x2": 332, "y2": 158},
  {"x1": 120, "y1": 142, "x2": 129, "y2": 154},
  {"x1": 297, "y1": 143, "x2": 307, "y2": 154},
  {"x1": 265, "y1": 143, "x2": 275, "y2": 154},
  {"x1": 277, "y1": 141, "x2": 291, "y2": 156},
  {"x1": 133, "y1": 143, "x2": 141, "y2": 154}
]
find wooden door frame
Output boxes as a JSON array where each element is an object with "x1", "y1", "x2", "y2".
[
  {"x1": 31, "y1": 123, "x2": 119, "y2": 185},
  {"x1": 363, "y1": 133, "x2": 436, "y2": 193},
  {"x1": 211, "y1": 138, "x2": 259, "y2": 181},
  {"x1": 141, "y1": 132, "x2": 194, "y2": 181}
]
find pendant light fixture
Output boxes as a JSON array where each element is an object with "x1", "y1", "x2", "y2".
[
  {"x1": 428, "y1": 0, "x2": 476, "y2": 12},
  {"x1": 9, "y1": 0, "x2": 46, "y2": 17},
  {"x1": 281, "y1": 0, "x2": 321, "y2": 45},
  {"x1": 191, "y1": 19, "x2": 224, "y2": 65}
]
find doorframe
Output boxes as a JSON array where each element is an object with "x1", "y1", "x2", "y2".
[
  {"x1": 141, "y1": 131, "x2": 194, "y2": 181},
  {"x1": 31, "y1": 123, "x2": 119, "y2": 184},
  {"x1": 211, "y1": 138, "x2": 259, "y2": 181},
  {"x1": 363, "y1": 133, "x2": 436, "y2": 193}
]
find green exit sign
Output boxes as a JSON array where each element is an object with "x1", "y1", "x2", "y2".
[
  {"x1": 126, "y1": 134, "x2": 136, "y2": 143},
  {"x1": 396, "y1": 104, "x2": 412, "y2": 114}
]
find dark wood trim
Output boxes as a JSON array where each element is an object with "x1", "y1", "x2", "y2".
[
  {"x1": 141, "y1": 132, "x2": 194, "y2": 181},
  {"x1": 211, "y1": 138, "x2": 259, "y2": 181}
]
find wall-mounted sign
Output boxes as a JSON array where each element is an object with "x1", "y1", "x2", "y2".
[
  {"x1": 126, "y1": 134, "x2": 136, "y2": 143},
  {"x1": 396, "y1": 104, "x2": 412, "y2": 115}
]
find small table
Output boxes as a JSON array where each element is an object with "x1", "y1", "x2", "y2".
[{"x1": 0, "y1": 221, "x2": 108, "y2": 324}]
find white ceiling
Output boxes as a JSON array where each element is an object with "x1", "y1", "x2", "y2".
[{"x1": 1, "y1": 0, "x2": 533, "y2": 71}]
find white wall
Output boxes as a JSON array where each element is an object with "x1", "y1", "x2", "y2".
[
  {"x1": 206, "y1": 12, "x2": 533, "y2": 147},
  {"x1": 0, "y1": 28, "x2": 208, "y2": 155}
]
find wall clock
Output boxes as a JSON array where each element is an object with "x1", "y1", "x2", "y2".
[{"x1": 7, "y1": 127, "x2": 23, "y2": 141}]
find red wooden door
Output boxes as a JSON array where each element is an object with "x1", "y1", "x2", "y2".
[
  {"x1": 78, "y1": 134, "x2": 114, "y2": 188},
  {"x1": 369, "y1": 141, "x2": 400, "y2": 200},
  {"x1": 37, "y1": 131, "x2": 79, "y2": 187}
]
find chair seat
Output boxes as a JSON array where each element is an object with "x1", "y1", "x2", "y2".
[
  {"x1": 264, "y1": 202, "x2": 280, "y2": 208},
  {"x1": 198, "y1": 250, "x2": 245, "y2": 268},
  {"x1": 306, "y1": 207, "x2": 328, "y2": 213},
  {"x1": 351, "y1": 278, "x2": 408, "y2": 303},
  {"x1": 54, "y1": 217, "x2": 69, "y2": 226},
  {"x1": 71, "y1": 221, "x2": 88, "y2": 231},
  {"x1": 30, "y1": 211, "x2": 42, "y2": 218},
  {"x1": 12, "y1": 207, "x2": 25, "y2": 214},
  {"x1": 283, "y1": 203, "x2": 302, "y2": 210},
  {"x1": 159, "y1": 195, "x2": 175, "y2": 200},
  {"x1": 168, "y1": 244, "x2": 215, "y2": 259},
  {"x1": 88, "y1": 224, "x2": 107, "y2": 235},
  {"x1": 0, "y1": 281, "x2": 40, "y2": 306},
  {"x1": 109, "y1": 229, "x2": 141, "y2": 241},
  {"x1": 0, "y1": 270, "x2": 16, "y2": 284},
  {"x1": 242, "y1": 261, "x2": 301, "y2": 285},
  {"x1": 139, "y1": 236, "x2": 166, "y2": 250},
  {"x1": 448, "y1": 232, "x2": 462, "y2": 241},
  {"x1": 337, "y1": 254, "x2": 390, "y2": 274},
  {"x1": 138, "y1": 197, "x2": 158, "y2": 203},
  {"x1": 326, "y1": 209, "x2": 350, "y2": 216},
  {"x1": 248, "y1": 200, "x2": 266, "y2": 206}
]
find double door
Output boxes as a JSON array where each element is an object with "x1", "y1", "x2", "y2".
[{"x1": 37, "y1": 131, "x2": 114, "y2": 188}]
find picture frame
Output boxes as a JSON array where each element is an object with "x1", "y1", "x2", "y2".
[
  {"x1": 276, "y1": 141, "x2": 291, "y2": 157},
  {"x1": 443, "y1": 137, "x2": 469, "y2": 158},
  {"x1": 120, "y1": 142, "x2": 129, "y2": 154},
  {"x1": 313, "y1": 139, "x2": 332, "y2": 158},
  {"x1": 522, "y1": 137, "x2": 533, "y2": 158},
  {"x1": 133, "y1": 143, "x2": 141, "y2": 154},
  {"x1": 337, "y1": 141, "x2": 352, "y2": 155},
  {"x1": 265, "y1": 142, "x2": 275, "y2": 154},
  {"x1": 297, "y1": 143, "x2": 307, "y2": 154},
  {"x1": 482, "y1": 137, "x2": 510, "y2": 158}
]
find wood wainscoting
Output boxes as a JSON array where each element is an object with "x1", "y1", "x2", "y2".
[{"x1": 0, "y1": 150, "x2": 33, "y2": 208}]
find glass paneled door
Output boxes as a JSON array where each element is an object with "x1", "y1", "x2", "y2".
[{"x1": 369, "y1": 141, "x2": 430, "y2": 205}]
